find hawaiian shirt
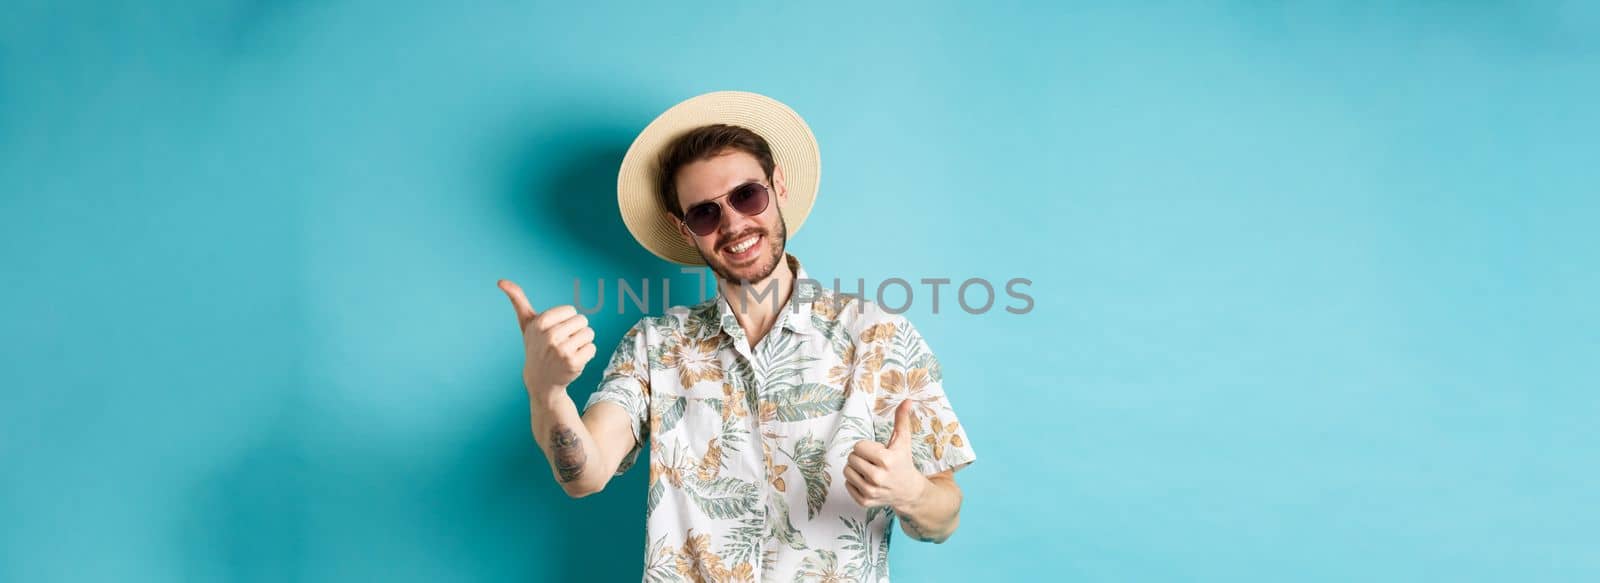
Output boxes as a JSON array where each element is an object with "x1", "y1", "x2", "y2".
[{"x1": 583, "y1": 254, "x2": 978, "y2": 583}]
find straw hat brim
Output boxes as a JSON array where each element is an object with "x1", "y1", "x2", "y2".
[{"x1": 617, "y1": 91, "x2": 820, "y2": 266}]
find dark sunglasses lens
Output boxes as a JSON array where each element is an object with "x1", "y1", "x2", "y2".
[
  {"x1": 684, "y1": 203, "x2": 721, "y2": 235},
  {"x1": 730, "y1": 183, "x2": 770, "y2": 216}
]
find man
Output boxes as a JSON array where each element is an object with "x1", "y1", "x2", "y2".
[{"x1": 497, "y1": 91, "x2": 977, "y2": 582}]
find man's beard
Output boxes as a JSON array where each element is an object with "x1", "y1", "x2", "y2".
[{"x1": 697, "y1": 215, "x2": 788, "y2": 286}]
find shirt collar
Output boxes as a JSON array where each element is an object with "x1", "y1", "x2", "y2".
[{"x1": 709, "y1": 253, "x2": 817, "y2": 342}]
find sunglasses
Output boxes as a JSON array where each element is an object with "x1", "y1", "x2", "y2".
[{"x1": 679, "y1": 181, "x2": 772, "y2": 236}]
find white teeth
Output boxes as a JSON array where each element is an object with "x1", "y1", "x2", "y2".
[{"x1": 729, "y1": 236, "x2": 758, "y2": 254}]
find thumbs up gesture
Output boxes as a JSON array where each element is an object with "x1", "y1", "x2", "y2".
[
  {"x1": 497, "y1": 279, "x2": 598, "y2": 396},
  {"x1": 845, "y1": 400, "x2": 930, "y2": 510}
]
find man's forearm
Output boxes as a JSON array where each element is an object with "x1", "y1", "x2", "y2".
[
  {"x1": 528, "y1": 388, "x2": 604, "y2": 497},
  {"x1": 892, "y1": 472, "x2": 962, "y2": 543}
]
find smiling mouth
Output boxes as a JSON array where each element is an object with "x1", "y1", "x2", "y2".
[{"x1": 722, "y1": 232, "x2": 762, "y2": 261}]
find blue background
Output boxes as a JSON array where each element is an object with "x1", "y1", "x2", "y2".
[{"x1": 3, "y1": 1, "x2": 1597, "y2": 581}]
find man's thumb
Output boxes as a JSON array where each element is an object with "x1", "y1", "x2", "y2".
[
  {"x1": 887, "y1": 400, "x2": 915, "y2": 449},
  {"x1": 497, "y1": 279, "x2": 538, "y2": 328}
]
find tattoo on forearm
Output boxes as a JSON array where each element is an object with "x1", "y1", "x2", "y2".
[
  {"x1": 900, "y1": 514, "x2": 937, "y2": 542},
  {"x1": 551, "y1": 424, "x2": 586, "y2": 483}
]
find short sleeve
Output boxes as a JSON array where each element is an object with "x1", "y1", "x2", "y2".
[
  {"x1": 869, "y1": 316, "x2": 977, "y2": 475},
  {"x1": 582, "y1": 319, "x2": 650, "y2": 475}
]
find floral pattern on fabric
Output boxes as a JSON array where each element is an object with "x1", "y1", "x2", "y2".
[{"x1": 585, "y1": 255, "x2": 977, "y2": 582}]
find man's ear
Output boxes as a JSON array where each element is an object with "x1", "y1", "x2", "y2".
[
  {"x1": 666, "y1": 212, "x2": 693, "y2": 245},
  {"x1": 772, "y1": 164, "x2": 788, "y2": 204}
]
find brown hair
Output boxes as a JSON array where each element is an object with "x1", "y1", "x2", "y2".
[{"x1": 656, "y1": 124, "x2": 776, "y2": 218}]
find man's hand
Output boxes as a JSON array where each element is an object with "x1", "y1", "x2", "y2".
[
  {"x1": 846, "y1": 399, "x2": 966, "y2": 543},
  {"x1": 498, "y1": 279, "x2": 597, "y2": 396},
  {"x1": 844, "y1": 400, "x2": 930, "y2": 510}
]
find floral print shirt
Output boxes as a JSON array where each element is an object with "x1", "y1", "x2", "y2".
[{"x1": 583, "y1": 255, "x2": 978, "y2": 583}]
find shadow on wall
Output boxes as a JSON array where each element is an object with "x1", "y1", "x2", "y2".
[
  {"x1": 181, "y1": 107, "x2": 683, "y2": 580},
  {"x1": 462, "y1": 114, "x2": 680, "y2": 581}
]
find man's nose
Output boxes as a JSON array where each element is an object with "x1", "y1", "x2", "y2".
[{"x1": 717, "y1": 206, "x2": 761, "y2": 237}]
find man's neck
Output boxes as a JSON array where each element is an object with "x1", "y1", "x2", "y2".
[{"x1": 715, "y1": 256, "x2": 795, "y2": 348}]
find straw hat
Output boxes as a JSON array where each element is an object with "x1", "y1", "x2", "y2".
[{"x1": 617, "y1": 91, "x2": 820, "y2": 265}]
